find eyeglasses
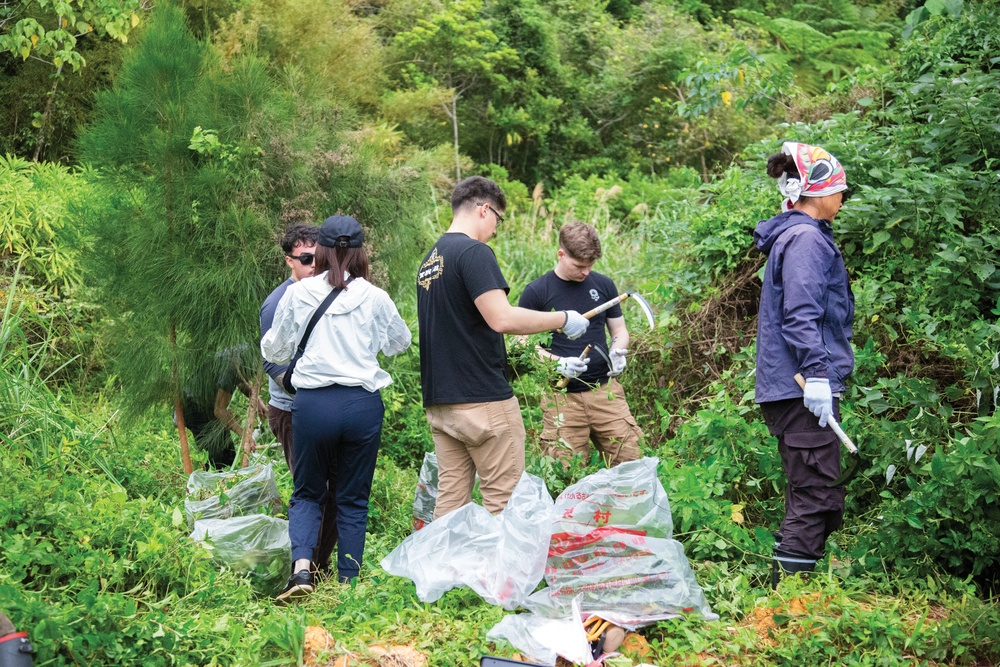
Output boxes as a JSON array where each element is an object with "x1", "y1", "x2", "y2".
[
  {"x1": 477, "y1": 202, "x2": 505, "y2": 226},
  {"x1": 288, "y1": 253, "x2": 314, "y2": 266},
  {"x1": 841, "y1": 186, "x2": 853, "y2": 204}
]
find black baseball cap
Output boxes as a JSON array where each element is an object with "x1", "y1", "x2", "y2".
[{"x1": 318, "y1": 215, "x2": 364, "y2": 248}]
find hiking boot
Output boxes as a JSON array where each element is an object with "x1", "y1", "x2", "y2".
[{"x1": 276, "y1": 570, "x2": 315, "y2": 603}]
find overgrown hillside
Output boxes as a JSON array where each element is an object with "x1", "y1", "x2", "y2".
[{"x1": 1, "y1": 0, "x2": 999, "y2": 665}]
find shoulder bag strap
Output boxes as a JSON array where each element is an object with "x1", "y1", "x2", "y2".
[{"x1": 293, "y1": 276, "x2": 356, "y2": 356}]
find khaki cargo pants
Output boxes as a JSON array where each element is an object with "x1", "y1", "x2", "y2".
[
  {"x1": 540, "y1": 378, "x2": 642, "y2": 466},
  {"x1": 426, "y1": 396, "x2": 526, "y2": 519}
]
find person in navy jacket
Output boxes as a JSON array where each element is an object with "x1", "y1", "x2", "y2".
[{"x1": 754, "y1": 142, "x2": 855, "y2": 588}]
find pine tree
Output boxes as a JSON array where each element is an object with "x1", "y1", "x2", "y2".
[{"x1": 79, "y1": 3, "x2": 276, "y2": 473}]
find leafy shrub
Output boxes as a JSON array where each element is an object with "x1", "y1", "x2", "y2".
[{"x1": 0, "y1": 155, "x2": 89, "y2": 292}]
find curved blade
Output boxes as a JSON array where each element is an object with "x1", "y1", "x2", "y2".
[
  {"x1": 824, "y1": 415, "x2": 863, "y2": 487},
  {"x1": 590, "y1": 344, "x2": 612, "y2": 368},
  {"x1": 625, "y1": 292, "x2": 656, "y2": 330}
]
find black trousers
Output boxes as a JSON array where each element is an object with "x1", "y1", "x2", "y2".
[
  {"x1": 182, "y1": 402, "x2": 236, "y2": 470},
  {"x1": 760, "y1": 398, "x2": 846, "y2": 559}
]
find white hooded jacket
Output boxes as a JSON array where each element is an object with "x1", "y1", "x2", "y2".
[{"x1": 261, "y1": 272, "x2": 411, "y2": 392}]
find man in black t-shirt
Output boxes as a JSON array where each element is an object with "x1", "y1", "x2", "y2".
[
  {"x1": 519, "y1": 222, "x2": 642, "y2": 466},
  {"x1": 417, "y1": 176, "x2": 590, "y2": 519}
]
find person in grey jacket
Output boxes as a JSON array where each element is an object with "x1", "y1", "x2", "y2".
[{"x1": 754, "y1": 142, "x2": 854, "y2": 588}]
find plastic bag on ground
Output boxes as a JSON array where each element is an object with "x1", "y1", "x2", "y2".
[
  {"x1": 524, "y1": 457, "x2": 716, "y2": 625},
  {"x1": 381, "y1": 472, "x2": 554, "y2": 610},
  {"x1": 487, "y1": 597, "x2": 591, "y2": 667},
  {"x1": 190, "y1": 514, "x2": 291, "y2": 595},
  {"x1": 412, "y1": 452, "x2": 438, "y2": 531},
  {"x1": 184, "y1": 462, "x2": 282, "y2": 526}
]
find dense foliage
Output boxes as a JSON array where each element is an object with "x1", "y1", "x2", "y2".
[{"x1": 1, "y1": 0, "x2": 999, "y2": 665}]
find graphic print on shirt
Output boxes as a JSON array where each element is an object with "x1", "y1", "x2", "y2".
[
  {"x1": 418, "y1": 248, "x2": 444, "y2": 291},
  {"x1": 589, "y1": 288, "x2": 600, "y2": 302}
]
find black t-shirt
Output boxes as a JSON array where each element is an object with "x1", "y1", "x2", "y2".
[
  {"x1": 518, "y1": 270, "x2": 621, "y2": 392},
  {"x1": 417, "y1": 233, "x2": 513, "y2": 407}
]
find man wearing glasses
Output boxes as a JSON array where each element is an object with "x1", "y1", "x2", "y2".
[
  {"x1": 260, "y1": 222, "x2": 339, "y2": 573},
  {"x1": 261, "y1": 222, "x2": 319, "y2": 469},
  {"x1": 417, "y1": 176, "x2": 591, "y2": 519}
]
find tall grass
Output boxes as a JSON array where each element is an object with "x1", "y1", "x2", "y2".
[{"x1": 0, "y1": 266, "x2": 83, "y2": 468}]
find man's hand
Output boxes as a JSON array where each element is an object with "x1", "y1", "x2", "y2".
[
  {"x1": 802, "y1": 377, "x2": 833, "y2": 427},
  {"x1": 607, "y1": 348, "x2": 627, "y2": 377},
  {"x1": 556, "y1": 356, "x2": 589, "y2": 379},
  {"x1": 562, "y1": 310, "x2": 589, "y2": 339}
]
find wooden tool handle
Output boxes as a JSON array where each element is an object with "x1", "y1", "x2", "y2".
[
  {"x1": 555, "y1": 344, "x2": 592, "y2": 389},
  {"x1": 581, "y1": 292, "x2": 630, "y2": 320},
  {"x1": 793, "y1": 373, "x2": 858, "y2": 454}
]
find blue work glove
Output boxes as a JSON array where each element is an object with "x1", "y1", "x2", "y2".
[
  {"x1": 802, "y1": 377, "x2": 833, "y2": 427},
  {"x1": 562, "y1": 311, "x2": 590, "y2": 339},
  {"x1": 556, "y1": 356, "x2": 589, "y2": 379},
  {"x1": 607, "y1": 348, "x2": 627, "y2": 377}
]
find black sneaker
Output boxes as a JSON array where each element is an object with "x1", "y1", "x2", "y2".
[{"x1": 275, "y1": 570, "x2": 315, "y2": 603}]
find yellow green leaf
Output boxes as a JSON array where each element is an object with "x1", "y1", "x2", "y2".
[{"x1": 131, "y1": 12, "x2": 140, "y2": 27}]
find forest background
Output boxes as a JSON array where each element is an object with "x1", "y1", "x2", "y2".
[{"x1": 1, "y1": 0, "x2": 999, "y2": 664}]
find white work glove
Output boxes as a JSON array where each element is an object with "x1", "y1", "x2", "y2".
[
  {"x1": 556, "y1": 356, "x2": 589, "y2": 379},
  {"x1": 607, "y1": 348, "x2": 627, "y2": 377},
  {"x1": 562, "y1": 310, "x2": 590, "y2": 340},
  {"x1": 802, "y1": 377, "x2": 833, "y2": 427}
]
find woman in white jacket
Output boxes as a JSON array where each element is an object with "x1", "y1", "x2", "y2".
[{"x1": 262, "y1": 215, "x2": 411, "y2": 600}]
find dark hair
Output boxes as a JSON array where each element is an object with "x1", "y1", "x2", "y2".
[
  {"x1": 280, "y1": 223, "x2": 320, "y2": 254},
  {"x1": 766, "y1": 152, "x2": 799, "y2": 180},
  {"x1": 559, "y1": 222, "x2": 602, "y2": 261},
  {"x1": 451, "y1": 176, "x2": 506, "y2": 213},
  {"x1": 314, "y1": 245, "x2": 370, "y2": 289}
]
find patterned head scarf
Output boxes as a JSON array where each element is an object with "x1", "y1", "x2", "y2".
[{"x1": 779, "y1": 142, "x2": 848, "y2": 211}]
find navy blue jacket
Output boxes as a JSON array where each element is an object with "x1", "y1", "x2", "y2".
[{"x1": 754, "y1": 210, "x2": 854, "y2": 403}]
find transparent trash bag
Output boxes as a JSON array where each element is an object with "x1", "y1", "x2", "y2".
[
  {"x1": 381, "y1": 472, "x2": 554, "y2": 610},
  {"x1": 524, "y1": 458, "x2": 716, "y2": 625},
  {"x1": 190, "y1": 514, "x2": 291, "y2": 595},
  {"x1": 487, "y1": 597, "x2": 591, "y2": 667},
  {"x1": 184, "y1": 462, "x2": 282, "y2": 527},
  {"x1": 412, "y1": 452, "x2": 438, "y2": 531}
]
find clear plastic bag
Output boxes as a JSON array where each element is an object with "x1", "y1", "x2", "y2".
[
  {"x1": 184, "y1": 462, "x2": 283, "y2": 527},
  {"x1": 381, "y1": 472, "x2": 554, "y2": 610},
  {"x1": 523, "y1": 458, "x2": 716, "y2": 625},
  {"x1": 487, "y1": 597, "x2": 591, "y2": 667},
  {"x1": 190, "y1": 514, "x2": 291, "y2": 595},
  {"x1": 412, "y1": 452, "x2": 438, "y2": 531}
]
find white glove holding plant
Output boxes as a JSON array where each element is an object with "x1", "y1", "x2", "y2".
[
  {"x1": 802, "y1": 377, "x2": 833, "y2": 427},
  {"x1": 556, "y1": 356, "x2": 589, "y2": 379},
  {"x1": 607, "y1": 348, "x2": 628, "y2": 377}
]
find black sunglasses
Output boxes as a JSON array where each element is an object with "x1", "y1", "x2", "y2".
[
  {"x1": 477, "y1": 201, "x2": 505, "y2": 226},
  {"x1": 841, "y1": 186, "x2": 853, "y2": 203},
  {"x1": 288, "y1": 252, "x2": 314, "y2": 266}
]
